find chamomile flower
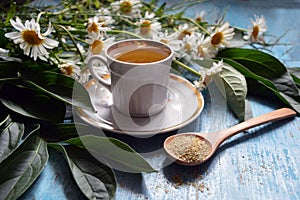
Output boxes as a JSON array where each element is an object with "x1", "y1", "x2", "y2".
[
  {"x1": 243, "y1": 15, "x2": 267, "y2": 42},
  {"x1": 188, "y1": 32, "x2": 216, "y2": 60},
  {"x1": 98, "y1": 7, "x2": 111, "y2": 16},
  {"x1": 194, "y1": 60, "x2": 224, "y2": 90},
  {"x1": 87, "y1": 16, "x2": 110, "y2": 35},
  {"x1": 193, "y1": 69, "x2": 207, "y2": 91},
  {"x1": 182, "y1": 34, "x2": 197, "y2": 54},
  {"x1": 58, "y1": 62, "x2": 81, "y2": 80},
  {"x1": 152, "y1": 30, "x2": 183, "y2": 52},
  {"x1": 96, "y1": 8, "x2": 115, "y2": 27},
  {"x1": 111, "y1": 0, "x2": 142, "y2": 17},
  {"x1": 177, "y1": 23, "x2": 198, "y2": 40},
  {"x1": 85, "y1": 33, "x2": 115, "y2": 63},
  {"x1": 5, "y1": 17, "x2": 59, "y2": 61},
  {"x1": 84, "y1": 34, "x2": 114, "y2": 80},
  {"x1": 195, "y1": 11, "x2": 206, "y2": 23},
  {"x1": 136, "y1": 11, "x2": 161, "y2": 37},
  {"x1": 207, "y1": 22, "x2": 235, "y2": 48},
  {"x1": 207, "y1": 59, "x2": 224, "y2": 76}
]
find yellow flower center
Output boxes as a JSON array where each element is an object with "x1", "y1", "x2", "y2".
[
  {"x1": 96, "y1": 19, "x2": 107, "y2": 27},
  {"x1": 252, "y1": 25, "x2": 259, "y2": 39},
  {"x1": 22, "y1": 30, "x2": 43, "y2": 45},
  {"x1": 120, "y1": 1, "x2": 132, "y2": 13},
  {"x1": 87, "y1": 22, "x2": 99, "y2": 33},
  {"x1": 91, "y1": 40, "x2": 104, "y2": 55},
  {"x1": 211, "y1": 32, "x2": 223, "y2": 46},
  {"x1": 178, "y1": 30, "x2": 192, "y2": 40},
  {"x1": 61, "y1": 65, "x2": 74, "y2": 76},
  {"x1": 140, "y1": 20, "x2": 151, "y2": 35},
  {"x1": 195, "y1": 17, "x2": 202, "y2": 23},
  {"x1": 184, "y1": 43, "x2": 192, "y2": 52}
]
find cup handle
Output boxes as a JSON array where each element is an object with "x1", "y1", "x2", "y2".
[{"x1": 87, "y1": 55, "x2": 111, "y2": 90}]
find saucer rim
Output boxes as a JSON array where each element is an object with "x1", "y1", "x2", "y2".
[{"x1": 76, "y1": 74, "x2": 204, "y2": 135}]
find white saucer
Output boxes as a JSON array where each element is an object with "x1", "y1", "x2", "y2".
[{"x1": 75, "y1": 74, "x2": 204, "y2": 136}]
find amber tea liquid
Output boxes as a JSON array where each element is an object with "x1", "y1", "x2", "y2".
[{"x1": 115, "y1": 47, "x2": 170, "y2": 63}]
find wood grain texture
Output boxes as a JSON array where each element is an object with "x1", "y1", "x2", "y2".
[{"x1": 20, "y1": 0, "x2": 300, "y2": 199}]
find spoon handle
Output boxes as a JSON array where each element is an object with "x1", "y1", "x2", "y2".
[{"x1": 216, "y1": 108, "x2": 296, "y2": 146}]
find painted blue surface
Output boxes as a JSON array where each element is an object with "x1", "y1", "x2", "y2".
[{"x1": 20, "y1": 0, "x2": 300, "y2": 199}]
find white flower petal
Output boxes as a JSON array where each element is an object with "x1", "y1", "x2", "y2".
[
  {"x1": 35, "y1": 22, "x2": 41, "y2": 33},
  {"x1": 43, "y1": 22, "x2": 53, "y2": 36},
  {"x1": 31, "y1": 45, "x2": 38, "y2": 60},
  {"x1": 14, "y1": 37, "x2": 24, "y2": 44},
  {"x1": 22, "y1": 43, "x2": 31, "y2": 56},
  {"x1": 20, "y1": 42, "x2": 26, "y2": 49},
  {"x1": 10, "y1": 17, "x2": 25, "y2": 31},
  {"x1": 24, "y1": 19, "x2": 31, "y2": 29},
  {"x1": 39, "y1": 56, "x2": 48, "y2": 61},
  {"x1": 30, "y1": 18, "x2": 36, "y2": 30},
  {"x1": 0, "y1": 47, "x2": 9, "y2": 54},
  {"x1": 38, "y1": 33, "x2": 45, "y2": 40},
  {"x1": 38, "y1": 45, "x2": 48, "y2": 56},
  {"x1": 43, "y1": 38, "x2": 59, "y2": 49},
  {"x1": 5, "y1": 32, "x2": 21, "y2": 40}
]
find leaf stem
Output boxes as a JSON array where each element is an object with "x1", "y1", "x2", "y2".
[
  {"x1": 174, "y1": 60, "x2": 201, "y2": 76},
  {"x1": 107, "y1": 30, "x2": 143, "y2": 39},
  {"x1": 180, "y1": 17, "x2": 210, "y2": 35},
  {"x1": 56, "y1": 25, "x2": 85, "y2": 62}
]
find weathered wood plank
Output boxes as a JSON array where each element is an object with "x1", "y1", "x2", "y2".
[{"x1": 20, "y1": 0, "x2": 300, "y2": 199}]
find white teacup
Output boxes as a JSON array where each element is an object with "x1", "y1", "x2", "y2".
[{"x1": 88, "y1": 39, "x2": 174, "y2": 117}]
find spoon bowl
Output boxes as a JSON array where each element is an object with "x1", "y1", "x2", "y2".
[{"x1": 164, "y1": 108, "x2": 296, "y2": 166}]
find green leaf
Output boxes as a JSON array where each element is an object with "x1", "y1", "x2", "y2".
[
  {"x1": 0, "y1": 62, "x2": 18, "y2": 79},
  {"x1": 155, "y1": 2, "x2": 166, "y2": 16},
  {"x1": 279, "y1": 92, "x2": 300, "y2": 112},
  {"x1": 19, "y1": 60, "x2": 58, "y2": 73},
  {"x1": 0, "y1": 29, "x2": 9, "y2": 48},
  {"x1": 0, "y1": 83, "x2": 66, "y2": 123},
  {"x1": 0, "y1": 115, "x2": 12, "y2": 130},
  {"x1": 288, "y1": 67, "x2": 300, "y2": 87},
  {"x1": 0, "y1": 116, "x2": 24, "y2": 163},
  {"x1": 194, "y1": 59, "x2": 247, "y2": 120},
  {"x1": 65, "y1": 135, "x2": 157, "y2": 173},
  {"x1": 0, "y1": 77, "x2": 20, "y2": 82},
  {"x1": 0, "y1": 129, "x2": 49, "y2": 200},
  {"x1": 49, "y1": 144, "x2": 116, "y2": 200},
  {"x1": 25, "y1": 71, "x2": 95, "y2": 112},
  {"x1": 213, "y1": 62, "x2": 247, "y2": 121},
  {"x1": 39, "y1": 123, "x2": 88, "y2": 142},
  {"x1": 217, "y1": 48, "x2": 286, "y2": 77},
  {"x1": 221, "y1": 58, "x2": 300, "y2": 113},
  {"x1": 5, "y1": 2, "x2": 16, "y2": 26},
  {"x1": 217, "y1": 48, "x2": 299, "y2": 98},
  {"x1": 221, "y1": 58, "x2": 277, "y2": 90}
]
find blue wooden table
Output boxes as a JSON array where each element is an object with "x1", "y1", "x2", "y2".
[{"x1": 21, "y1": 0, "x2": 300, "y2": 199}]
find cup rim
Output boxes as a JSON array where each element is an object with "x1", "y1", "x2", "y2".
[{"x1": 105, "y1": 39, "x2": 174, "y2": 66}]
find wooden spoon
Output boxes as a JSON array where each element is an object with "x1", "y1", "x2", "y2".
[{"x1": 164, "y1": 108, "x2": 296, "y2": 166}]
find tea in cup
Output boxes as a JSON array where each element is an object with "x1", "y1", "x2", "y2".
[{"x1": 88, "y1": 39, "x2": 173, "y2": 117}]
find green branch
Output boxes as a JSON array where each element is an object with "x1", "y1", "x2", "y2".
[
  {"x1": 180, "y1": 17, "x2": 210, "y2": 35},
  {"x1": 56, "y1": 25, "x2": 85, "y2": 62},
  {"x1": 174, "y1": 60, "x2": 201, "y2": 77},
  {"x1": 108, "y1": 30, "x2": 143, "y2": 39}
]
